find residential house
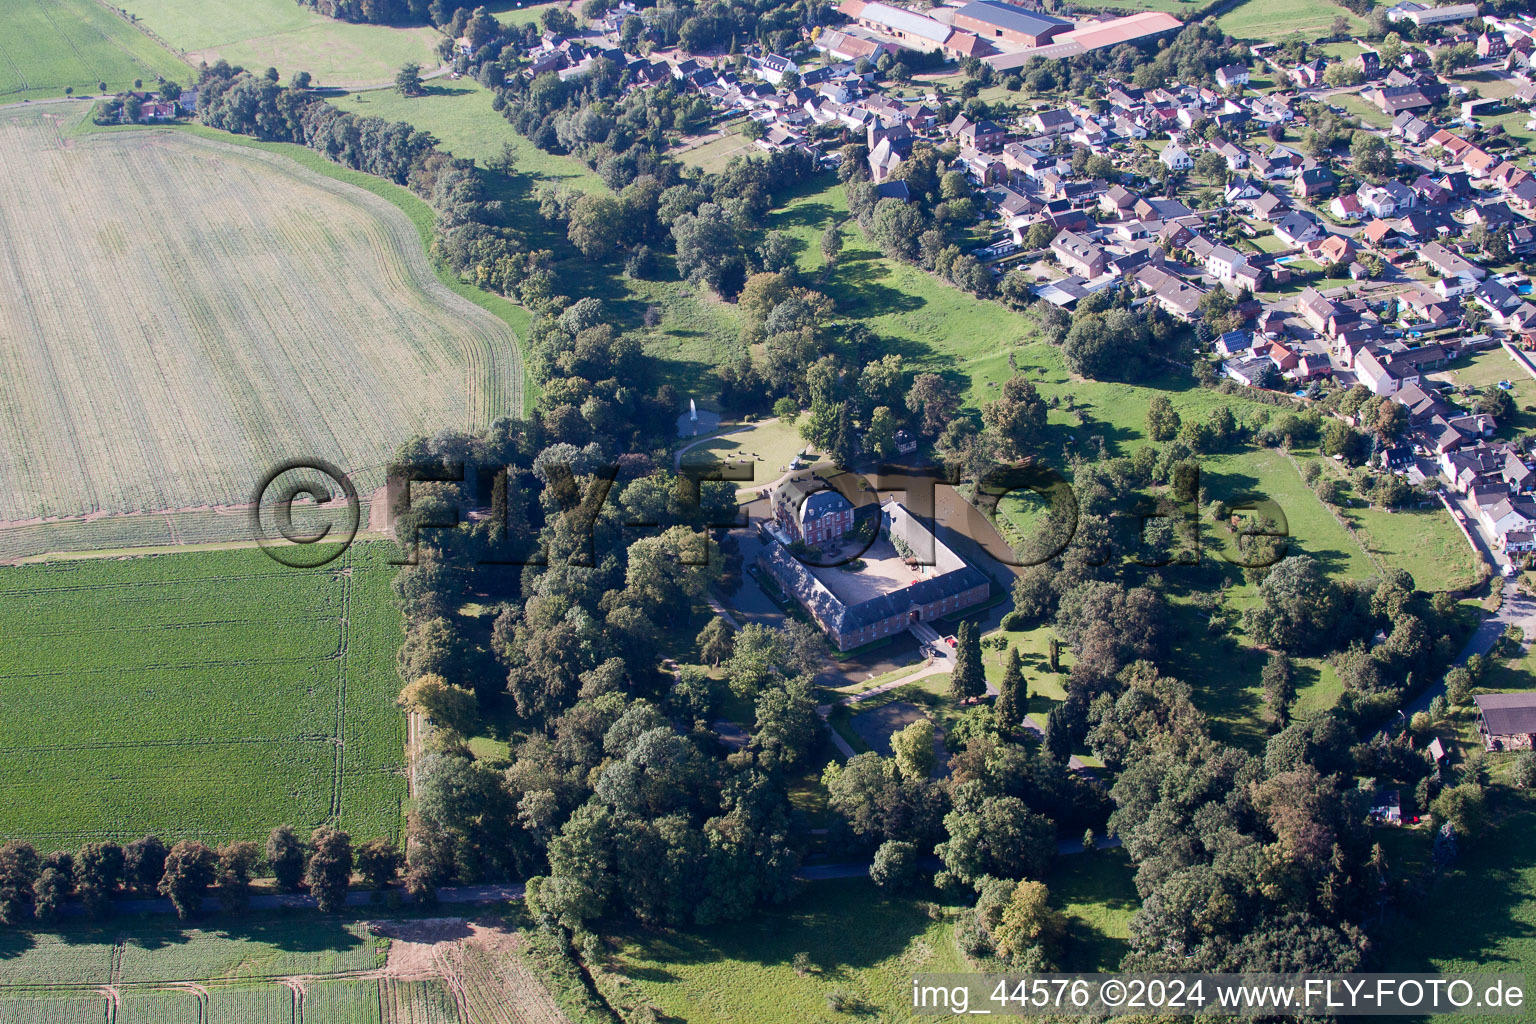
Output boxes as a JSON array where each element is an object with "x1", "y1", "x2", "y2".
[
  {"x1": 1032, "y1": 108, "x2": 1076, "y2": 135},
  {"x1": 1393, "y1": 111, "x2": 1434, "y2": 144},
  {"x1": 1135, "y1": 265, "x2": 1206, "y2": 319},
  {"x1": 1297, "y1": 166, "x2": 1338, "y2": 198},
  {"x1": 1206, "y1": 243, "x2": 1251, "y2": 285},
  {"x1": 1100, "y1": 183, "x2": 1139, "y2": 218},
  {"x1": 1249, "y1": 191, "x2": 1288, "y2": 221},
  {"x1": 1215, "y1": 63, "x2": 1250, "y2": 90},
  {"x1": 1331, "y1": 193, "x2": 1366, "y2": 221},
  {"x1": 1292, "y1": 60, "x2": 1326, "y2": 88},
  {"x1": 956, "y1": 118, "x2": 1007, "y2": 152},
  {"x1": 1051, "y1": 229, "x2": 1108, "y2": 278},
  {"x1": 1160, "y1": 144, "x2": 1193, "y2": 171},
  {"x1": 1274, "y1": 210, "x2": 1326, "y2": 247},
  {"x1": 1213, "y1": 139, "x2": 1249, "y2": 171},
  {"x1": 1421, "y1": 240, "x2": 1487, "y2": 281}
]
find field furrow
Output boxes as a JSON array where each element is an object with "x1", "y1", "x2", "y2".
[
  {"x1": 0, "y1": 544, "x2": 404, "y2": 844},
  {"x1": 0, "y1": 110, "x2": 523, "y2": 533}
]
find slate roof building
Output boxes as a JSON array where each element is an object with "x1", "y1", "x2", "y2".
[
  {"x1": 757, "y1": 500, "x2": 990, "y2": 651},
  {"x1": 1475, "y1": 692, "x2": 1536, "y2": 750},
  {"x1": 953, "y1": 1, "x2": 1073, "y2": 47}
]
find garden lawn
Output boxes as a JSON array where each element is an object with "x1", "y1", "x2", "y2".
[
  {"x1": 1337, "y1": 94, "x2": 1393, "y2": 131},
  {"x1": 678, "y1": 416, "x2": 810, "y2": 492},
  {"x1": 0, "y1": 0, "x2": 190, "y2": 100},
  {"x1": 117, "y1": 0, "x2": 443, "y2": 88},
  {"x1": 1429, "y1": 348, "x2": 1536, "y2": 441},
  {"x1": 679, "y1": 129, "x2": 762, "y2": 174},
  {"x1": 0, "y1": 544, "x2": 406, "y2": 846}
]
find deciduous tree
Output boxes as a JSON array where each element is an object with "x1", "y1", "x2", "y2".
[
  {"x1": 159, "y1": 841, "x2": 217, "y2": 920},
  {"x1": 266, "y1": 826, "x2": 306, "y2": 892},
  {"x1": 306, "y1": 828, "x2": 354, "y2": 913}
]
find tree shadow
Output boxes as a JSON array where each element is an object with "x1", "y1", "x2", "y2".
[
  {"x1": 775, "y1": 201, "x2": 836, "y2": 231},
  {"x1": 820, "y1": 253, "x2": 926, "y2": 321},
  {"x1": 620, "y1": 879, "x2": 936, "y2": 974}
]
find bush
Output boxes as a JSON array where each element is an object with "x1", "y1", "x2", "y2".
[
  {"x1": 870, "y1": 839, "x2": 920, "y2": 893},
  {"x1": 1512, "y1": 750, "x2": 1536, "y2": 789}
]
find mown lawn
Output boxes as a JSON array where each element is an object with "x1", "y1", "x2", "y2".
[
  {"x1": 599, "y1": 881, "x2": 970, "y2": 1023},
  {"x1": 597, "y1": 870, "x2": 1135, "y2": 1023},
  {"x1": 678, "y1": 416, "x2": 809, "y2": 489}
]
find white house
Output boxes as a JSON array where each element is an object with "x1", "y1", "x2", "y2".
[
  {"x1": 1205, "y1": 244, "x2": 1250, "y2": 285},
  {"x1": 1160, "y1": 144, "x2": 1193, "y2": 171},
  {"x1": 1215, "y1": 64, "x2": 1250, "y2": 90}
]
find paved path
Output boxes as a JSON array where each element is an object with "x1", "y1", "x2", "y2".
[
  {"x1": 818, "y1": 629, "x2": 956, "y2": 758},
  {"x1": 816, "y1": 628, "x2": 1097, "y2": 774},
  {"x1": 1399, "y1": 588, "x2": 1536, "y2": 725}
]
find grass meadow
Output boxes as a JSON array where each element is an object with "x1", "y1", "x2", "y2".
[
  {"x1": 0, "y1": 0, "x2": 190, "y2": 100},
  {"x1": 116, "y1": 0, "x2": 443, "y2": 88},
  {"x1": 0, "y1": 108, "x2": 522, "y2": 524},
  {"x1": 0, "y1": 544, "x2": 405, "y2": 846},
  {"x1": 336, "y1": 81, "x2": 607, "y2": 191},
  {"x1": 1378, "y1": 789, "x2": 1536, "y2": 984},
  {"x1": 597, "y1": 872, "x2": 1135, "y2": 1022},
  {"x1": 1215, "y1": 0, "x2": 1367, "y2": 43}
]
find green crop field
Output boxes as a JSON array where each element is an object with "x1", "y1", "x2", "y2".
[
  {"x1": 116, "y1": 0, "x2": 443, "y2": 89},
  {"x1": 1216, "y1": 0, "x2": 1367, "y2": 43},
  {"x1": 0, "y1": 991, "x2": 112, "y2": 1022},
  {"x1": 206, "y1": 984, "x2": 301, "y2": 1024},
  {"x1": 301, "y1": 979, "x2": 386, "y2": 1024},
  {"x1": 0, "y1": 109, "x2": 522, "y2": 529},
  {"x1": 0, "y1": 543, "x2": 405, "y2": 847},
  {"x1": 0, "y1": 0, "x2": 190, "y2": 100}
]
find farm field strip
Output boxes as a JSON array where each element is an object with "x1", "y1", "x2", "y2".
[
  {"x1": 0, "y1": 0, "x2": 190, "y2": 100},
  {"x1": 0, "y1": 110, "x2": 522, "y2": 528},
  {"x1": 0, "y1": 545, "x2": 405, "y2": 845},
  {"x1": 117, "y1": 0, "x2": 443, "y2": 89}
]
